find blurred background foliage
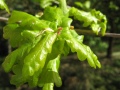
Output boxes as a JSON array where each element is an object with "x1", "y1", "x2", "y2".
[{"x1": 0, "y1": 0, "x2": 120, "y2": 90}]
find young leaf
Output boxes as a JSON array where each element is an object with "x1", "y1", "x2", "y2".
[
  {"x1": 2, "y1": 33, "x2": 43, "y2": 72},
  {"x1": 41, "y1": 6, "x2": 64, "y2": 26},
  {"x1": 10, "y1": 73, "x2": 26, "y2": 87},
  {"x1": 61, "y1": 27, "x2": 87, "y2": 60},
  {"x1": 70, "y1": 30, "x2": 84, "y2": 43},
  {"x1": 22, "y1": 32, "x2": 57, "y2": 77},
  {"x1": 38, "y1": 55, "x2": 62, "y2": 87},
  {"x1": 60, "y1": 27, "x2": 101, "y2": 68},
  {"x1": 61, "y1": 17, "x2": 72, "y2": 27},
  {"x1": 39, "y1": 0, "x2": 56, "y2": 8},
  {"x1": 2, "y1": 43, "x2": 33, "y2": 72},
  {"x1": 10, "y1": 63, "x2": 26, "y2": 87},
  {"x1": 8, "y1": 11, "x2": 49, "y2": 30},
  {"x1": 85, "y1": 45, "x2": 101, "y2": 68},
  {"x1": 3, "y1": 24, "x2": 26, "y2": 47},
  {"x1": 28, "y1": 69, "x2": 42, "y2": 87},
  {"x1": 69, "y1": 7, "x2": 107, "y2": 35},
  {"x1": 0, "y1": 0, "x2": 10, "y2": 13},
  {"x1": 3, "y1": 23, "x2": 45, "y2": 47},
  {"x1": 21, "y1": 30, "x2": 42, "y2": 42},
  {"x1": 42, "y1": 83, "x2": 54, "y2": 90}
]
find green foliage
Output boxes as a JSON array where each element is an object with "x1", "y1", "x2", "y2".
[
  {"x1": 32, "y1": 0, "x2": 57, "y2": 8},
  {"x1": 75, "y1": 1, "x2": 91, "y2": 10},
  {"x1": 0, "y1": 0, "x2": 9, "y2": 13},
  {"x1": 69, "y1": 7, "x2": 107, "y2": 35},
  {"x1": 2, "y1": 0, "x2": 107, "y2": 90}
]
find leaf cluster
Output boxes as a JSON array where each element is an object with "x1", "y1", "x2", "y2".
[{"x1": 1, "y1": 0, "x2": 107, "y2": 90}]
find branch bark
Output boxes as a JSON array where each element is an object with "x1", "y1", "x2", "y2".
[
  {"x1": 0, "y1": 17, "x2": 8, "y2": 21},
  {"x1": 76, "y1": 29, "x2": 120, "y2": 38}
]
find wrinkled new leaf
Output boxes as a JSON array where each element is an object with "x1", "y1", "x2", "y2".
[
  {"x1": 69, "y1": 7, "x2": 107, "y2": 35},
  {"x1": 22, "y1": 32, "x2": 57, "y2": 77},
  {"x1": 2, "y1": 43, "x2": 33, "y2": 72},
  {"x1": 38, "y1": 55, "x2": 62, "y2": 88},
  {"x1": 60, "y1": 27, "x2": 101, "y2": 68}
]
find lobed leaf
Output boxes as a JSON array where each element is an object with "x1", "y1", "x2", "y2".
[
  {"x1": 61, "y1": 27, "x2": 87, "y2": 60},
  {"x1": 21, "y1": 30, "x2": 42, "y2": 42},
  {"x1": 2, "y1": 43, "x2": 32, "y2": 72},
  {"x1": 38, "y1": 55, "x2": 62, "y2": 88},
  {"x1": 2, "y1": 33, "x2": 43, "y2": 72},
  {"x1": 3, "y1": 24, "x2": 46, "y2": 47},
  {"x1": 10, "y1": 63, "x2": 26, "y2": 87},
  {"x1": 41, "y1": 6, "x2": 64, "y2": 26},
  {"x1": 69, "y1": 7, "x2": 107, "y2": 35},
  {"x1": 70, "y1": 29, "x2": 84, "y2": 43},
  {"x1": 61, "y1": 27, "x2": 101, "y2": 68},
  {"x1": 61, "y1": 17, "x2": 72, "y2": 27},
  {"x1": 8, "y1": 11, "x2": 49, "y2": 30},
  {"x1": 22, "y1": 32, "x2": 57, "y2": 77},
  {"x1": 28, "y1": 69, "x2": 42, "y2": 87},
  {"x1": 3, "y1": 24, "x2": 26, "y2": 47}
]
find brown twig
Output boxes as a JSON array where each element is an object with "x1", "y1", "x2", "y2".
[
  {"x1": 0, "y1": 17, "x2": 8, "y2": 21},
  {"x1": 75, "y1": 29, "x2": 120, "y2": 38},
  {"x1": 0, "y1": 16, "x2": 120, "y2": 38}
]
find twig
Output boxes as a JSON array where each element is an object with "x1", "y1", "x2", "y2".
[
  {"x1": 0, "y1": 17, "x2": 8, "y2": 21},
  {"x1": 76, "y1": 29, "x2": 120, "y2": 38},
  {"x1": 105, "y1": 33, "x2": 120, "y2": 38},
  {"x1": 0, "y1": 16, "x2": 120, "y2": 38}
]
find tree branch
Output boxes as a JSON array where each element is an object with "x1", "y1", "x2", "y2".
[
  {"x1": 0, "y1": 16, "x2": 120, "y2": 38},
  {"x1": 0, "y1": 17, "x2": 8, "y2": 21},
  {"x1": 75, "y1": 29, "x2": 120, "y2": 38}
]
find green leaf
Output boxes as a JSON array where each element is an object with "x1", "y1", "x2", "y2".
[
  {"x1": 3, "y1": 24, "x2": 18, "y2": 39},
  {"x1": 3, "y1": 23, "x2": 45, "y2": 47},
  {"x1": 8, "y1": 11, "x2": 49, "y2": 30},
  {"x1": 10, "y1": 63, "x2": 26, "y2": 87},
  {"x1": 2, "y1": 33, "x2": 43, "y2": 72},
  {"x1": 69, "y1": 7, "x2": 107, "y2": 35},
  {"x1": 61, "y1": 27, "x2": 87, "y2": 60},
  {"x1": 2, "y1": 43, "x2": 33, "y2": 72},
  {"x1": 61, "y1": 27, "x2": 101, "y2": 68},
  {"x1": 39, "y1": 0, "x2": 56, "y2": 8},
  {"x1": 61, "y1": 17, "x2": 72, "y2": 27},
  {"x1": 28, "y1": 69, "x2": 42, "y2": 87},
  {"x1": 75, "y1": 1, "x2": 91, "y2": 10},
  {"x1": 42, "y1": 83, "x2": 54, "y2": 90},
  {"x1": 70, "y1": 30, "x2": 84, "y2": 43},
  {"x1": 3, "y1": 24, "x2": 25, "y2": 47},
  {"x1": 38, "y1": 55, "x2": 62, "y2": 87},
  {"x1": 8, "y1": 10, "x2": 38, "y2": 23},
  {"x1": 85, "y1": 46, "x2": 101, "y2": 68},
  {"x1": 41, "y1": 7, "x2": 64, "y2": 26},
  {"x1": 51, "y1": 40, "x2": 65, "y2": 57},
  {"x1": 10, "y1": 74, "x2": 26, "y2": 87},
  {"x1": 21, "y1": 30, "x2": 42, "y2": 42},
  {"x1": 0, "y1": 0, "x2": 10, "y2": 13},
  {"x1": 22, "y1": 32, "x2": 57, "y2": 77},
  {"x1": 62, "y1": 41, "x2": 70, "y2": 56}
]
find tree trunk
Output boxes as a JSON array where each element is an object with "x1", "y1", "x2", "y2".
[{"x1": 107, "y1": 37, "x2": 113, "y2": 58}]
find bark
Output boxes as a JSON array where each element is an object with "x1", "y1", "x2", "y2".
[
  {"x1": 107, "y1": 37, "x2": 113, "y2": 58},
  {"x1": 106, "y1": 19, "x2": 115, "y2": 58}
]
